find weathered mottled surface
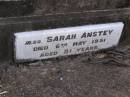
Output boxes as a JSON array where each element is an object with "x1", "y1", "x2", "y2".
[
  {"x1": 34, "y1": 0, "x2": 130, "y2": 14},
  {"x1": 0, "y1": 0, "x2": 129, "y2": 17},
  {"x1": 0, "y1": 0, "x2": 35, "y2": 17},
  {"x1": 0, "y1": 45, "x2": 130, "y2": 97}
]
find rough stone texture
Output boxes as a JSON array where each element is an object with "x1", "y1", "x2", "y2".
[
  {"x1": 0, "y1": 0, "x2": 35, "y2": 17},
  {"x1": 0, "y1": 0, "x2": 129, "y2": 17},
  {"x1": 0, "y1": 45, "x2": 130, "y2": 97},
  {"x1": 34, "y1": 0, "x2": 130, "y2": 14}
]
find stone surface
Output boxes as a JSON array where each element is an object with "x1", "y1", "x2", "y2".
[
  {"x1": 14, "y1": 22, "x2": 124, "y2": 61},
  {"x1": 0, "y1": 0, "x2": 129, "y2": 17},
  {"x1": 34, "y1": 0, "x2": 130, "y2": 14},
  {"x1": 0, "y1": 45, "x2": 130, "y2": 97},
  {"x1": 0, "y1": 0, "x2": 35, "y2": 17}
]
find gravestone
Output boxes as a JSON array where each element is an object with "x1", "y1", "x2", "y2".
[{"x1": 0, "y1": 0, "x2": 130, "y2": 63}]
